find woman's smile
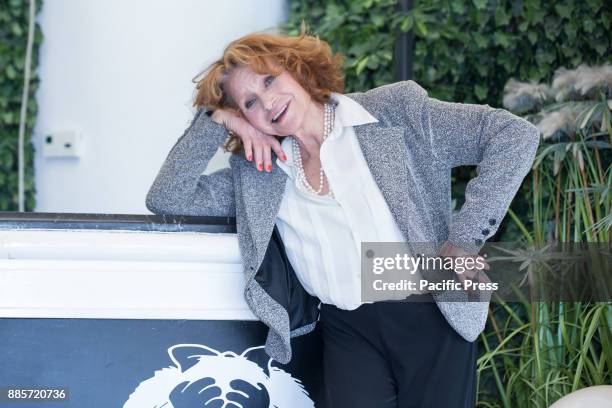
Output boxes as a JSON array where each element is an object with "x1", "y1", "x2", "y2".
[{"x1": 272, "y1": 101, "x2": 290, "y2": 124}]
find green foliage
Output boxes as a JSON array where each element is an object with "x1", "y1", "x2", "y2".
[
  {"x1": 283, "y1": 0, "x2": 407, "y2": 92},
  {"x1": 480, "y1": 301, "x2": 611, "y2": 407},
  {"x1": 0, "y1": 0, "x2": 43, "y2": 211},
  {"x1": 284, "y1": 0, "x2": 611, "y2": 104},
  {"x1": 480, "y1": 77, "x2": 612, "y2": 406}
]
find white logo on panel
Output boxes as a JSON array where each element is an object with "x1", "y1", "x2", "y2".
[{"x1": 124, "y1": 343, "x2": 314, "y2": 407}]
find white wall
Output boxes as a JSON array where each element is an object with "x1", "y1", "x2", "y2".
[{"x1": 34, "y1": 0, "x2": 288, "y2": 214}]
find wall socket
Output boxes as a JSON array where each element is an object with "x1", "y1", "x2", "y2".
[{"x1": 42, "y1": 130, "x2": 82, "y2": 158}]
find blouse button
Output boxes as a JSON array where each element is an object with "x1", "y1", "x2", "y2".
[
  {"x1": 475, "y1": 238, "x2": 483, "y2": 245},
  {"x1": 488, "y1": 218, "x2": 496, "y2": 226},
  {"x1": 481, "y1": 228, "x2": 490, "y2": 236}
]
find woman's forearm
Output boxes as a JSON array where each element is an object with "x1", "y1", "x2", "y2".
[{"x1": 145, "y1": 107, "x2": 236, "y2": 217}]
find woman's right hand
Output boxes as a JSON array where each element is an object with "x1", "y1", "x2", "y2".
[{"x1": 211, "y1": 109, "x2": 287, "y2": 172}]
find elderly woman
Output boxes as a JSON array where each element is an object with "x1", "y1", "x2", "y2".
[{"x1": 146, "y1": 26, "x2": 540, "y2": 407}]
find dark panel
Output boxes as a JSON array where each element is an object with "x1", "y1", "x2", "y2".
[{"x1": 0, "y1": 318, "x2": 323, "y2": 407}]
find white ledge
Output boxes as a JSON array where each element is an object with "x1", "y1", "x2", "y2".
[{"x1": 0, "y1": 228, "x2": 256, "y2": 320}]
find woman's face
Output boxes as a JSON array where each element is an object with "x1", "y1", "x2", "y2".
[{"x1": 224, "y1": 63, "x2": 313, "y2": 137}]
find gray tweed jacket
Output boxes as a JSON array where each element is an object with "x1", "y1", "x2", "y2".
[{"x1": 145, "y1": 80, "x2": 540, "y2": 364}]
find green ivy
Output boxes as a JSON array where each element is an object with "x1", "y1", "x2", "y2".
[
  {"x1": 283, "y1": 0, "x2": 406, "y2": 92},
  {"x1": 412, "y1": 0, "x2": 610, "y2": 104},
  {"x1": 0, "y1": 0, "x2": 43, "y2": 211},
  {"x1": 284, "y1": 0, "x2": 610, "y2": 104}
]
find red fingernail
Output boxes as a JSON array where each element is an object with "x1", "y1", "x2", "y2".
[
  {"x1": 282, "y1": 154, "x2": 287, "y2": 161},
  {"x1": 257, "y1": 163, "x2": 263, "y2": 171},
  {"x1": 266, "y1": 164, "x2": 272, "y2": 172},
  {"x1": 247, "y1": 155, "x2": 252, "y2": 161}
]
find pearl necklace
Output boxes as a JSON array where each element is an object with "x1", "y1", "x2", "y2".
[{"x1": 292, "y1": 101, "x2": 336, "y2": 198}]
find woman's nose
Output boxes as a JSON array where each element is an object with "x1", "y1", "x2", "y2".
[{"x1": 262, "y1": 93, "x2": 276, "y2": 112}]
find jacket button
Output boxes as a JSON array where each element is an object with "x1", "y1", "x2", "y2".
[
  {"x1": 481, "y1": 228, "x2": 490, "y2": 235},
  {"x1": 249, "y1": 266, "x2": 254, "y2": 271},
  {"x1": 475, "y1": 238, "x2": 483, "y2": 245},
  {"x1": 488, "y1": 218, "x2": 496, "y2": 226}
]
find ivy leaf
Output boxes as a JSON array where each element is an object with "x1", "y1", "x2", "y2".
[
  {"x1": 11, "y1": 22, "x2": 22, "y2": 36},
  {"x1": 372, "y1": 14, "x2": 385, "y2": 27},
  {"x1": 493, "y1": 32, "x2": 511, "y2": 47},
  {"x1": 495, "y1": 7, "x2": 511, "y2": 26},
  {"x1": 356, "y1": 57, "x2": 369, "y2": 75},
  {"x1": 451, "y1": 1, "x2": 466, "y2": 14},
  {"x1": 1, "y1": 149, "x2": 13, "y2": 168},
  {"x1": 366, "y1": 54, "x2": 380, "y2": 70},
  {"x1": 563, "y1": 23, "x2": 578, "y2": 41},
  {"x1": 5, "y1": 64, "x2": 16, "y2": 79},
  {"x1": 474, "y1": 33, "x2": 489, "y2": 48},
  {"x1": 554, "y1": 3, "x2": 573, "y2": 19},
  {"x1": 472, "y1": 0, "x2": 488, "y2": 10},
  {"x1": 594, "y1": 42, "x2": 607, "y2": 56},
  {"x1": 527, "y1": 31, "x2": 538, "y2": 44},
  {"x1": 476, "y1": 64, "x2": 489, "y2": 76},
  {"x1": 602, "y1": 12, "x2": 610, "y2": 30},
  {"x1": 1, "y1": 112, "x2": 13, "y2": 124},
  {"x1": 400, "y1": 15, "x2": 413, "y2": 32},
  {"x1": 0, "y1": 9, "x2": 10, "y2": 23},
  {"x1": 415, "y1": 20, "x2": 428, "y2": 36},
  {"x1": 474, "y1": 84, "x2": 488, "y2": 100}
]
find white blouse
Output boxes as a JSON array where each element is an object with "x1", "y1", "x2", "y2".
[{"x1": 274, "y1": 92, "x2": 424, "y2": 310}]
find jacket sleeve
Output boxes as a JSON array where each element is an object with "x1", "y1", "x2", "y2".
[
  {"x1": 145, "y1": 107, "x2": 236, "y2": 217},
  {"x1": 394, "y1": 80, "x2": 540, "y2": 254}
]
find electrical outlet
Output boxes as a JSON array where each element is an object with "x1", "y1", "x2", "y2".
[{"x1": 42, "y1": 130, "x2": 82, "y2": 158}]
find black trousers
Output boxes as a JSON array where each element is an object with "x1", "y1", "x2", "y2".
[{"x1": 319, "y1": 293, "x2": 478, "y2": 407}]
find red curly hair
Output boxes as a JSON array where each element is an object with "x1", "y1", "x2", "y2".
[{"x1": 192, "y1": 22, "x2": 345, "y2": 155}]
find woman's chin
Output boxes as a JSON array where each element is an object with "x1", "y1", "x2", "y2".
[{"x1": 271, "y1": 124, "x2": 297, "y2": 137}]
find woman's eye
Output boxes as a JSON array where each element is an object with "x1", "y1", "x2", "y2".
[{"x1": 245, "y1": 76, "x2": 274, "y2": 109}]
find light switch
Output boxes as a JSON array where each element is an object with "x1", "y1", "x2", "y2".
[{"x1": 42, "y1": 130, "x2": 82, "y2": 158}]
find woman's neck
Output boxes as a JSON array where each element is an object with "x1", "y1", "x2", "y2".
[{"x1": 291, "y1": 99, "x2": 326, "y2": 162}]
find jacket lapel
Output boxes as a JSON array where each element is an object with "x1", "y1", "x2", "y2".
[
  {"x1": 239, "y1": 158, "x2": 288, "y2": 266},
  {"x1": 354, "y1": 123, "x2": 410, "y2": 239},
  {"x1": 353, "y1": 123, "x2": 431, "y2": 244}
]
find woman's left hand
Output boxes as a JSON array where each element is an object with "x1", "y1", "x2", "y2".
[{"x1": 438, "y1": 241, "x2": 491, "y2": 289}]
